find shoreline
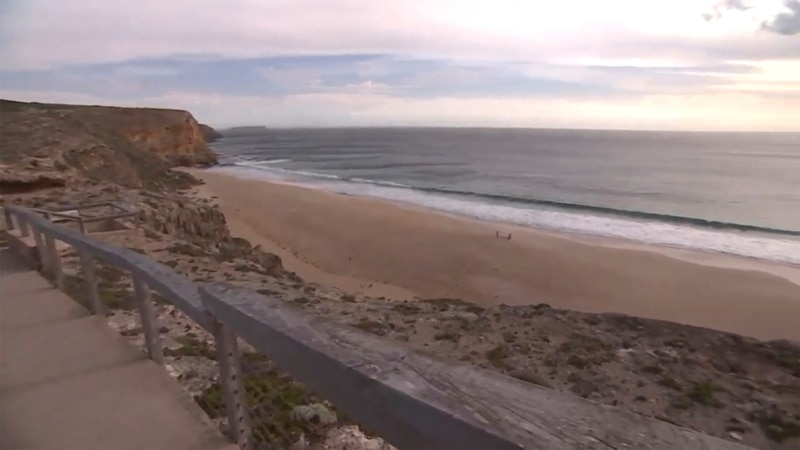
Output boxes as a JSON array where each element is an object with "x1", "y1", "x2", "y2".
[{"x1": 186, "y1": 168, "x2": 800, "y2": 341}]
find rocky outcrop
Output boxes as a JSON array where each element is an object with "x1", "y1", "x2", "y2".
[
  {"x1": 137, "y1": 192, "x2": 231, "y2": 245},
  {"x1": 0, "y1": 99, "x2": 217, "y2": 189},
  {"x1": 0, "y1": 167, "x2": 67, "y2": 194}
]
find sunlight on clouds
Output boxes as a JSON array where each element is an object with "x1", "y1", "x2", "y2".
[
  {"x1": 2, "y1": 0, "x2": 798, "y2": 129},
  {"x1": 716, "y1": 59, "x2": 800, "y2": 93}
]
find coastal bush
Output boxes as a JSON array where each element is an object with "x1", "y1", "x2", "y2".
[
  {"x1": 166, "y1": 242, "x2": 209, "y2": 257},
  {"x1": 62, "y1": 272, "x2": 134, "y2": 311},
  {"x1": 433, "y1": 331, "x2": 461, "y2": 343},
  {"x1": 502, "y1": 331, "x2": 517, "y2": 343},
  {"x1": 194, "y1": 368, "x2": 342, "y2": 448},
  {"x1": 755, "y1": 410, "x2": 800, "y2": 443},
  {"x1": 391, "y1": 303, "x2": 421, "y2": 316},
  {"x1": 687, "y1": 380, "x2": 721, "y2": 407},
  {"x1": 171, "y1": 335, "x2": 215, "y2": 360},
  {"x1": 566, "y1": 354, "x2": 588, "y2": 369},
  {"x1": 642, "y1": 364, "x2": 663, "y2": 375},
  {"x1": 486, "y1": 344, "x2": 510, "y2": 368},
  {"x1": 669, "y1": 396, "x2": 692, "y2": 410},
  {"x1": 658, "y1": 376, "x2": 682, "y2": 391}
]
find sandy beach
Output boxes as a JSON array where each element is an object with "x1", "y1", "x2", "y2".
[{"x1": 187, "y1": 169, "x2": 800, "y2": 341}]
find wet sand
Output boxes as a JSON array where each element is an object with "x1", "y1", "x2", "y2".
[{"x1": 188, "y1": 169, "x2": 800, "y2": 341}]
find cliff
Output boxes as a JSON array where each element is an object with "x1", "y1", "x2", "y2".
[
  {"x1": 0, "y1": 99, "x2": 217, "y2": 192},
  {"x1": 198, "y1": 124, "x2": 222, "y2": 143}
]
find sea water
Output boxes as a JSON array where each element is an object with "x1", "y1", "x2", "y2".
[{"x1": 209, "y1": 128, "x2": 800, "y2": 265}]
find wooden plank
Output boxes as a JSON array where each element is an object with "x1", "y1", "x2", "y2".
[
  {"x1": 30, "y1": 209, "x2": 81, "y2": 221},
  {"x1": 81, "y1": 212, "x2": 134, "y2": 224},
  {"x1": 200, "y1": 283, "x2": 752, "y2": 450}
]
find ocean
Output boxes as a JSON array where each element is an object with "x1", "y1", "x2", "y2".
[{"x1": 209, "y1": 128, "x2": 800, "y2": 265}]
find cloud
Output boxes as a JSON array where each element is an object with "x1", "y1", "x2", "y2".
[
  {"x1": 763, "y1": 0, "x2": 800, "y2": 34},
  {"x1": 703, "y1": 0, "x2": 800, "y2": 34},
  {"x1": 2, "y1": 55, "x2": 767, "y2": 102},
  {"x1": 1, "y1": 0, "x2": 798, "y2": 130},
  {"x1": 704, "y1": 0, "x2": 752, "y2": 20},
  {"x1": 2, "y1": 0, "x2": 799, "y2": 72}
]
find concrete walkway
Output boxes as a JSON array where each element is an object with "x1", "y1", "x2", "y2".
[{"x1": 0, "y1": 248, "x2": 235, "y2": 450}]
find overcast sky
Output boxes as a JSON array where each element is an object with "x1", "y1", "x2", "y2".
[{"x1": 1, "y1": 0, "x2": 798, "y2": 130}]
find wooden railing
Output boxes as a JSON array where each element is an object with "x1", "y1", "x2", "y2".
[
  {"x1": 30, "y1": 201, "x2": 135, "y2": 234},
  {"x1": 2, "y1": 205, "x2": 750, "y2": 450}
]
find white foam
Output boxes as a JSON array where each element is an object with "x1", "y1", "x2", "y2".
[
  {"x1": 211, "y1": 165, "x2": 800, "y2": 266},
  {"x1": 234, "y1": 159, "x2": 290, "y2": 166}
]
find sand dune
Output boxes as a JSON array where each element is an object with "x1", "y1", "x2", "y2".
[{"x1": 188, "y1": 169, "x2": 800, "y2": 341}]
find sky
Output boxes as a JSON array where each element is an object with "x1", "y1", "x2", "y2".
[{"x1": 1, "y1": 0, "x2": 799, "y2": 130}]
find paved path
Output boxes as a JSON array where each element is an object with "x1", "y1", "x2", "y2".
[{"x1": 0, "y1": 248, "x2": 235, "y2": 450}]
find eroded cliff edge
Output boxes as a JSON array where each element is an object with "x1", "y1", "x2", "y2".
[{"x1": 0, "y1": 99, "x2": 218, "y2": 193}]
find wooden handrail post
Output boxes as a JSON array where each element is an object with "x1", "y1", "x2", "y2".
[
  {"x1": 45, "y1": 234, "x2": 64, "y2": 290},
  {"x1": 79, "y1": 251, "x2": 105, "y2": 316},
  {"x1": 132, "y1": 275, "x2": 164, "y2": 365},
  {"x1": 211, "y1": 317, "x2": 252, "y2": 449},
  {"x1": 31, "y1": 227, "x2": 47, "y2": 272},
  {"x1": 3, "y1": 209, "x2": 13, "y2": 231},
  {"x1": 79, "y1": 216, "x2": 87, "y2": 234},
  {"x1": 18, "y1": 217, "x2": 30, "y2": 237}
]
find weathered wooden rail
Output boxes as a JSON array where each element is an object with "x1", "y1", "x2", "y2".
[
  {"x1": 29, "y1": 201, "x2": 135, "y2": 234},
  {"x1": 2, "y1": 204, "x2": 751, "y2": 450}
]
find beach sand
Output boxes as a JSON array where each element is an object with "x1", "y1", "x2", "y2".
[{"x1": 187, "y1": 169, "x2": 800, "y2": 341}]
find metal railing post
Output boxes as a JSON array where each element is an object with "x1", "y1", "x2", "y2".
[
  {"x1": 212, "y1": 317, "x2": 252, "y2": 449},
  {"x1": 132, "y1": 274, "x2": 164, "y2": 364},
  {"x1": 79, "y1": 251, "x2": 105, "y2": 316},
  {"x1": 45, "y1": 234, "x2": 64, "y2": 290}
]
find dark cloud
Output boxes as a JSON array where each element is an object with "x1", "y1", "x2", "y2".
[
  {"x1": 762, "y1": 0, "x2": 800, "y2": 35},
  {"x1": 703, "y1": 0, "x2": 752, "y2": 21},
  {"x1": 704, "y1": 0, "x2": 800, "y2": 35}
]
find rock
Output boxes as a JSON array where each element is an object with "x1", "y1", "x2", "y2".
[
  {"x1": 250, "y1": 248, "x2": 285, "y2": 276},
  {"x1": 441, "y1": 311, "x2": 479, "y2": 322},
  {"x1": 728, "y1": 432, "x2": 742, "y2": 441},
  {"x1": 165, "y1": 363, "x2": 180, "y2": 379},
  {"x1": 317, "y1": 425, "x2": 394, "y2": 450},
  {"x1": 290, "y1": 403, "x2": 337, "y2": 425},
  {"x1": 0, "y1": 169, "x2": 67, "y2": 194}
]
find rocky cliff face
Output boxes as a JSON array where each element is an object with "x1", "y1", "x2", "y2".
[
  {"x1": 111, "y1": 109, "x2": 218, "y2": 167},
  {"x1": 198, "y1": 124, "x2": 222, "y2": 143},
  {"x1": 0, "y1": 99, "x2": 217, "y2": 192}
]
